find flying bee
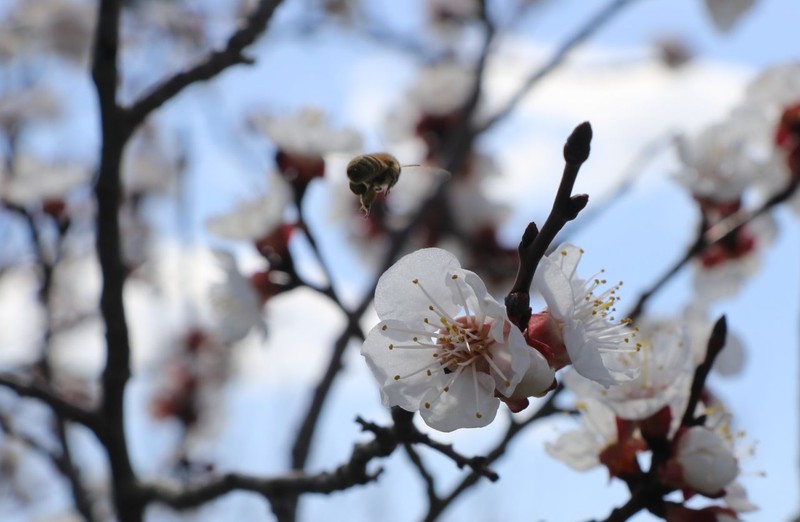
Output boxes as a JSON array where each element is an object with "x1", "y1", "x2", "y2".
[{"x1": 347, "y1": 152, "x2": 418, "y2": 215}]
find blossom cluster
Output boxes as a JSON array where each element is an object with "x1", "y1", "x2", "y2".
[
  {"x1": 362, "y1": 243, "x2": 638, "y2": 431},
  {"x1": 675, "y1": 63, "x2": 800, "y2": 303}
]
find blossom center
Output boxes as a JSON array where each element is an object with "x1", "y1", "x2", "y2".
[{"x1": 436, "y1": 316, "x2": 496, "y2": 375}]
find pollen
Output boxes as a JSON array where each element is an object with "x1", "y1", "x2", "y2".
[
  {"x1": 388, "y1": 344, "x2": 394, "y2": 350},
  {"x1": 451, "y1": 274, "x2": 458, "y2": 279},
  {"x1": 381, "y1": 324, "x2": 388, "y2": 331},
  {"x1": 475, "y1": 412, "x2": 482, "y2": 419},
  {"x1": 412, "y1": 278, "x2": 419, "y2": 284},
  {"x1": 424, "y1": 402, "x2": 431, "y2": 409},
  {"x1": 443, "y1": 386, "x2": 449, "y2": 392},
  {"x1": 394, "y1": 375, "x2": 401, "y2": 380}
]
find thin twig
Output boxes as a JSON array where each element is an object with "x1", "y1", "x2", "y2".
[
  {"x1": 0, "y1": 375, "x2": 98, "y2": 433},
  {"x1": 422, "y1": 387, "x2": 563, "y2": 522},
  {"x1": 125, "y1": 0, "x2": 284, "y2": 131},
  {"x1": 403, "y1": 444, "x2": 439, "y2": 505},
  {"x1": 476, "y1": 0, "x2": 641, "y2": 134},
  {"x1": 627, "y1": 176, "x2": 800, "y2": 321},
  {"x1": 680, "y1": 315, "x2": 727, "y2": 427},
  {"x1": 0, "y1": 413, "x2": 96, "y2": 522},
  {"x1": 359, "y1": 411, "x2": 499, "y2": 482},
  {"x1": 144, "y1": 417, "x2": 399, "y2": 511},
  {"x1": 505, "y1": 122, "x2": 592, "y2": 329}
]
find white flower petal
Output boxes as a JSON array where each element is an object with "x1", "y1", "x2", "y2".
[
  {"x1": 374, "y1": 248, "x2": 461, "y2": 325},
  {"x1": 362, "y1": 320, "x2": 446, "y2": 411},
  {"x1": 419, "y1": 368, "x2": 498, "y2": 432},
  {"x1": 677, "y1": 426, "x2": 739, "y2": 495}
]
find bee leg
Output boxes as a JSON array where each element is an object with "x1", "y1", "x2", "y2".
[
  {"x1": 360, "y1": 189, "x2": 377, "y2": 216},
  {"x1": 349, "y1": 182, "x2": 367, "y2": 195}
]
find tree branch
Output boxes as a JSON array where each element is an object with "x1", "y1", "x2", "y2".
[
  {"x1": 0, "y1": 375, "x2": 99, "y2": 434},
  {"x1": 126, "y1": 0, "x2": 284, "y2": 131},
  {"x1": 627, "y1": 174, "x2": 800, "y2": 321},
  {"x1": 143, "y1": 418, "x2": 399, "y2": 511},
  {"x1": 476, "y1": 0, "x2": 641, "y2": 133},
  {"x1": 680, "y1": 315, "x2": 727, "y2": 427},
  {"x1": 505, "y1": 122, "x2": 592, "y2": 329},
  {"x1": 423, "y1": 387, "x2": 563, "y2": 522}
]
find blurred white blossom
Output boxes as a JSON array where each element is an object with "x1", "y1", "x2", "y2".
[
  {"x1": 562, "y1": 321, "x2": 693, "y2": 423},
  {"x1": 675, "y1": 425, "x2": 739, "y2": 495},
  {"x1": 1, "y1": 155, "x2": 90, "y2": 207},
  {"x1": 205, "y1": 172, "x2": 292, "y2": 242},
  {"x1": 249, "y1": 107, "x2": 362, "y2": 157}
]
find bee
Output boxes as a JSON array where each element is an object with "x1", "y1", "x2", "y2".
[{"x1": 347, "y1": 152, "x2": 416, "y2": 215}]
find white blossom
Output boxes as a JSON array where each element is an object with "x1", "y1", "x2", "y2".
[
  {"x1": 1, "y1": 155, "x2": 91, "y2": 207},
  {"x1": 674, "y1": 111, "x2": 768, "y2": 202},
  {"x1": 533, "y1": 243, "x2": 639, "y2": 387},
  {"x1": 205, "y1": 172, "x2": 292, "y2": 241},
  {"x1": 362, "y1": 248, "x2": 552, "y2": 432},
  {"x1": 249, "y1": 107, "x2": 362, "y2": 157},
  {"x1": 209, "y1": 251, "x2": 266, "y2": 344},
  {"x1": 407, "y1": 62, "x2": 475, "y2": 116},
  {"x1": 676, "y1": 426, "x2": 739, "y2": 495},
  {"x1": 545, "y1": 398, "x2": 617, "y2": 471},
  {"x1": 723, "y1": 481, "x2": 758, "y2": 512},
  {"x1": 562, "y1": 321, "x2": 693, "y2": 423}
]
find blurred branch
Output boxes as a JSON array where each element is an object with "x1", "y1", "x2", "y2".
[
  {"x1": 680, "y1": 315, "x2": 727, "y2": 427},
  {"x1": 0, "y1": 414, "x2": 96, "y2": 522},
  {"x1": 627, "y1": 175, "x2": 800, "y2": 321},
  {"x1": 91, "y1": 1, "x2": 141, "y2": 519},
  {"x1": 143, "y1": 417, "x2": 400, "y2": 511},
  {"x1": 600, "y1": 495, "x2": 649, "y2": 522},
  {"x1": 505, "y1": 122, "x2": 592, "y2": 329},
  {"x1": 54, "y1": 418, "x2": 97, "y2": 522},
  {"x1": 126, "y1": 0, "x2": 284, "y2": 131},
  {"x1": 364, "y1": 409, "x2": 499, "y2": 481},
  {"x1": 0, "y1": 375, "x2": 99, "y2": 433},
  {"x1": 403, "y1": 444, "x2": 439, "y2": 506},
  {"x1": 477, "y1": 0, "x2": 641, "y2": 133}
]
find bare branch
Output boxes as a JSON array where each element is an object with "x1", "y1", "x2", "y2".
[
  {"x1": 422, "y1": 388, "x2": 563, "y2": 522},
  {"x1": 681, "y1": 315, "x2": 727, "y2": 427},
  {"x1": 627, "y1": 174, "x2": 800, "y2": 321},
  {"x1": 360, "y1": 411, "x2": 499, "y2": 482},
  {"x1": 143, "y1": 422, "x2": 398, "y2": 511},
  {"x1": 476, "y1": 0, "x2": 641, "y2": 133},
  {"x1": 0, "y1": 375, "x2": 99, "y2": 434},
  {"x1": 506, "y1": 122, "x2": 592, "y2": 329},
  {"x1": 126, "y1": 0, "x2": 284, "y2": 131}
]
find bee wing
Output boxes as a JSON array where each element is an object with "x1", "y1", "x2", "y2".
[{"x1": 401, "y1": 165, "x2": 451, "y2": 181}]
